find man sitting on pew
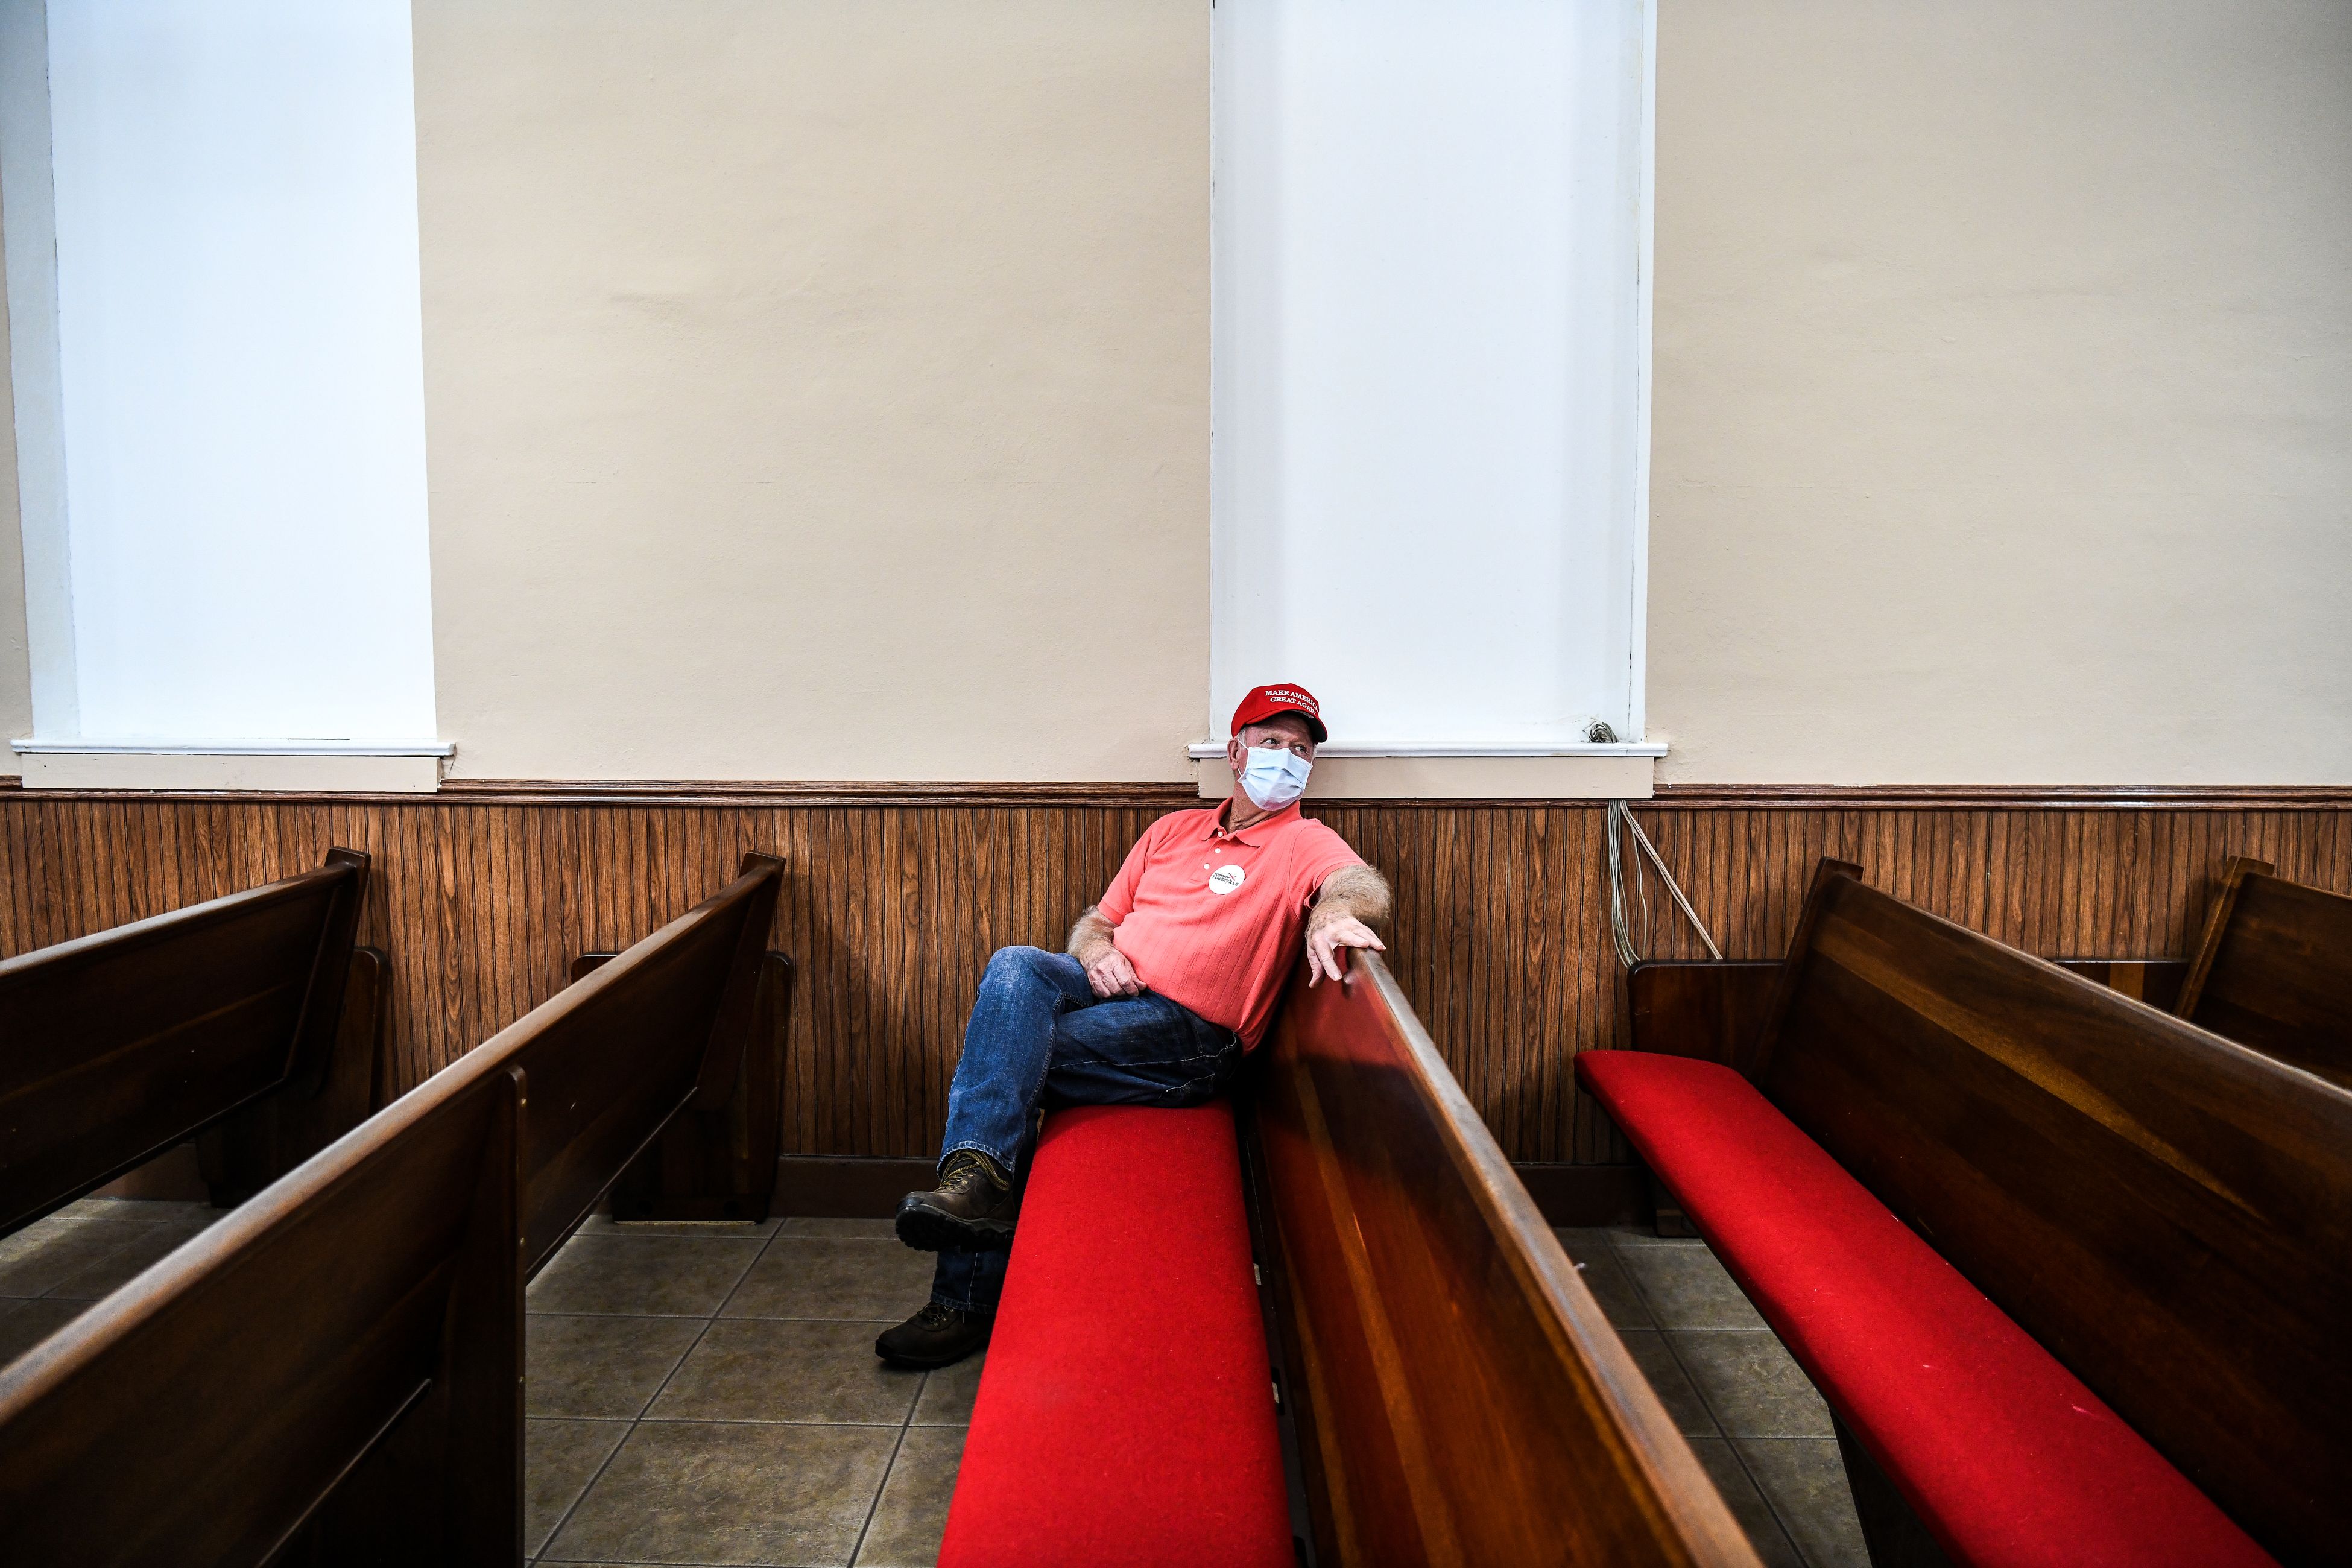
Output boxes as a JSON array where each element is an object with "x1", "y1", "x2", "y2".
[{"x1": 877, "y1": 683, "x2": 1392, "y2": 1367}]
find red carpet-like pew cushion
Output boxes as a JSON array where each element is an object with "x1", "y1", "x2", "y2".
[
  {"x1": 1576, "y1": 1051, "x2": 2272, "y2": 1568},
  {"x1": 936, "y1": 1101, "x2": 1291, "y2": 1568}
]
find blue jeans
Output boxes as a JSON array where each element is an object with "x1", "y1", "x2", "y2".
[{"x1": 928, "y1": 946, "x2": 1243, "y2": 1316}]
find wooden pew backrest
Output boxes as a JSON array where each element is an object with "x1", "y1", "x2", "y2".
[
  {"x1": 0, "y1": 1051, "x2": 523, "y2": 1567},
  {"x1": 2178, "y1": 856, "x2": 2352, "y2": 1089},
  {"x1": 1754, "y1": 864, "x2": 2352, "y2": 1564},
  {"x1": 577, "y1": 950, "x2": 796, "y2": 1224},
  {"x1": 1248, "y1": 952, "x2": 1759, "y2": 1568},
  {"x1": 0, "y1": 850, "x2": 785, "y2": 1563},
  {"x1": 1629, "y1": 956, "x2": 2186, "y2": 1070},
  {"x1": 0, "y1": 847, "x2": 370, "y2": 1234},
  {"x1": 499, "y1": 851, "x2": 783, "y2": 1272},
  {"x1": 198, "y1": 944, "x2": 391, "y2": 1206}
]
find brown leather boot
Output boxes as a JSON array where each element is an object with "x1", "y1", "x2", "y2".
[
  {"x1": 895, "y1": 1149, "x2": 1020, "y2": 1253},
  {"x1": 874, "y1": 1302, "x2": 991, "y2": 1368}
]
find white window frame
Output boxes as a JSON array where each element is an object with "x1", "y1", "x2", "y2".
[
  {"x1": 1205, "y1": 0, "x2": 1662, "y2": 800},
  {"x1": 2, "y1": 0, "x2": 446, "y2": 792}
]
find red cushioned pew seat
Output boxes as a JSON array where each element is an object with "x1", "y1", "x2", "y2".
[
  {"x1": 1576, "y1": 1051, "x2": 2272, "y2": 1568},
  {"x1": 937, "y1": 1101, "x2": 1291, "y2": 1568}
]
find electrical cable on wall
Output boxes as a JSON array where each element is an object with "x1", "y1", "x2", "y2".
[{"x1": 1607, "y1": 799, "x2": 1723, "y2": 967}]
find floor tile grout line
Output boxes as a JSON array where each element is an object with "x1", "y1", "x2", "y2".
[
  {"x1": 533, "y1": 1233, "x2": 768, "y2": 1560},
  {"x1": 848, "y1": 1359, "x2": 929, "y2": 1566},
  {"x1": 529, "y1": 1311, "x2": 909, "y2": 1325},
  {"x1": 532, "y1": 1386, "x2": 642, "y2": 1558},
  {"x1": 534, "y1": 1310, "x2": 708, "y2": 1557},
  {"x1": 1611, "y1": 1235, "x2": 1808, "y2": 1564},
  {"x1": 1612, "y1": 1228, "x2": 1851, "y2": 1565},
  {"x1": 633, "y1": 1416, "x2": 920, "y2": 1428},
  {"x1": 585, "y1": 1226, "x2": 901, "y2": 1245},
  {"x1": 531, "y1": 1307, "x2": 908, "y2": 1316},
  {"x1": 1726, "y1": 1436, "x2": 1847, "y2": 1568},
  {"x1": 12, "y1": 1207, "x2": 188, "y2": 1302},
  {"x1": 519, "y1": 1227, "x2": 952, "y2": 1564}
]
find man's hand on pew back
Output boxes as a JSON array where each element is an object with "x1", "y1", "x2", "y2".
[
  {"x1": 1306, "y1": 865, "x2": 1391, "y2": 985},
  {"x1": 1306, "y1": 914, "x2": 1383, "y2": 985}
]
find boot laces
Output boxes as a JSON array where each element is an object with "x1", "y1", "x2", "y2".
[
  {"x1": 941, "y1": 1152, "x2": 1008, "y2": 1193},
  {"x1": 914, "y1": 1302, "x2": 961, "y2": 1329}
]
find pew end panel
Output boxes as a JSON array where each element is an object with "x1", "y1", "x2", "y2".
[
  {"x1": 0, "y1": 847, "x2": 375, "y2": 1236},
  {"x1": 1625, "y1": 959, "x2": 1780, "y2": 1069},
  {"x1": 278, "y1": 844, "x2": 373, "y2": 1100},
  {"x1": 1759, "y1": 862, "x2": 2352, "y2": 1564},
  {"x1": 580, "y1": 949, "x2": 795, "y2": 1224},
  {"x1": 2178, "y1": 856, "x2": 2352, "y2": 1089},
  {"x1": 508, "y1": 850, "x2": 786, "y2": 1273},
  {"x1": 2177, "y1": 855, "x2": 2276, "y2": 1020},
  {"x1": 1245, "y1": 950, "x2": 1760, "y2": 1568},
  {"x1": 200, "y1": 943, "x2": 392, "y2": 1207},
  {"x1": 0, "y1": 1055, "x2": 527, "y2": 1567}
]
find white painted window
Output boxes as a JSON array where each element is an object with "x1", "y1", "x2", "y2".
[
  {"x1": 7, "y1": 0, "x2": 437, "y2": 752},
  {"x1": 1210, "y1": 0, "x2": 1655, "y2": 756}
]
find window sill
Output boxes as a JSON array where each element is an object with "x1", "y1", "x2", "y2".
[
  {"x1": 10, "y1": 738, "x2": 452, "y2": 793},
  {"x1": 1187, "y1": 741, "x2": 1666, "y2": 801}
]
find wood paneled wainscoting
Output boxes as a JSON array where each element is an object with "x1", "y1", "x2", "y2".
[{"x1": 2, "y1": 781, "x2": 2346, "y2": 1174}]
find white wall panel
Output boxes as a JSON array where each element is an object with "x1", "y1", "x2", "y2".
[
  {"x1": 1212, "y1": 0, "x2": 1652, "y2": 750},
  {"x1": 43, "y1": 0, "x2": 435, "y2": 743}
]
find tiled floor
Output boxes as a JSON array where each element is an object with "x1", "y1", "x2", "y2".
[
  {"x1": 0, "y1": 1196, "x2": 221, "y2": 1362},
  {"x1": 1555, "y1": 1224, "x2": 1869, "y2": 1568},
  {"x1": 3, "y1": 1200, "x2": 1865, "y2": 1568},
  {"x1": 527, "y1": 1214, "x2": 961, "y2": 1568}
]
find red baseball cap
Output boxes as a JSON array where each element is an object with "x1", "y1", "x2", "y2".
[{"x1": 1231, "y1": 683, "x2": 1327, "y2": 745}]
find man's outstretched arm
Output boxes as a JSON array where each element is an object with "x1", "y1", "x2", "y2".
[
  {"x1": 1067, "y1": 906, "x2": 1143, "y2": 998},
  {"x1": 1306, "y1": 865, "x2": 1391, "y2": 985}
]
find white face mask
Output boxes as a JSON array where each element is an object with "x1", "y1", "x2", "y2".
[{"x1": 1238, "y1": 744, "x2": 1312, "y2": 811}]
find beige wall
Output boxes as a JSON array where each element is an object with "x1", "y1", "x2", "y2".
[
  {"x1": 8, "y1": 2, "x2": 2348, "y2": 789},
  {"x1": 413, "y1": 0, "x2": 1209, "y2": 782},
  {"x1": 1648, "y1": 0, "x2": 2352, "y2": 784}
]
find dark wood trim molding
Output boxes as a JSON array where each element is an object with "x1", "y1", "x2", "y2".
[
  {"x1": 1650, "y1": 783, "x2": 2352, "y2": 810},
  {"x1": 440, "y1": 779, "x2": 1206, "y2": 808},
  {"x1": 0, "y1": 778, "x2": 1206, "y2": 809},
  {"x1": 771, "y1": 1155, "x2": 934, "y2": 1217},
  {"x1": 9, "y1": 774, "x2": 2347, "y2": 809},
  {"x1": 1512, "y1": 1163, "x2": 1650, "y2": 1227}
]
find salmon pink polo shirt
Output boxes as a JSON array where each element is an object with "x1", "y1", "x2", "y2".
[{"x1": 1096, "y1": 801, "x2": 1365, "y2": 1048}]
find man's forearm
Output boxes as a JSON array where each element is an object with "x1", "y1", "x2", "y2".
[
  {"x1": 1067, "y1": 906, "x2": 1116, "y2": 961},
  {"x1": 1310, "y1": 865, "x2": 1393, "y2": 929}
]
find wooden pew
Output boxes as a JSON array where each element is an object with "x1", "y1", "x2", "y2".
[
  {"x1": 2177, "y1": 855, "x2": 2352, "y2": 1089},
  {"x1": 1629, "y1": 955, "x2": 2186, "y2": 1071},
  {"x1": 1593, "y1": 862, "x2": 2352, "y2": 1566},
  {"x1": 1625, "y1": 953, "x2": 2184, "y2": 1236},
  {"x1": 0, "y1": 848, "x2": 382, "y2": 1233},
  {"x1": 1245, "y1": 952, "x2": 1759, "y2": 1567},
  {"x1": 571, "y1": 949, "x2": 795, "y2": 1223},
  {"x1": 0, "y1": 850, "x2": 784, "y2": 1566},
  {"x1": 943, "y1": 947, "x2": 1754, "y2": 1567}
]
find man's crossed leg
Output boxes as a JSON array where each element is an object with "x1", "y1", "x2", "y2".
[{"x1": 874, "y1": 944, "x2": 1243, "y2": 1368}]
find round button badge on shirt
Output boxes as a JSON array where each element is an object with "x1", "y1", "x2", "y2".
[{"x1": 1208, "y1": 864, "x2": 1247, "y2": 896}]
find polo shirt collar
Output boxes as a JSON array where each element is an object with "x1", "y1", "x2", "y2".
[{"x1": 1210, "y1": 798, "x2": 1303, "y2": 846}]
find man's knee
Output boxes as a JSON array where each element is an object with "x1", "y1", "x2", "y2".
[{"x1": 985, "y1": 944, "x2": 1055, "y2": 978}]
